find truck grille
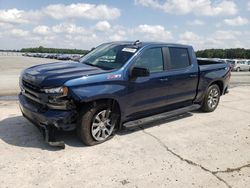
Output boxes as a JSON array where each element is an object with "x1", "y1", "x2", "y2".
[
  {"x1": 25, "y1": 95, "x2": 47, "y2": 112},
  {"x1": 22, "y1": 80, "x2": 41, "y2": 92}
]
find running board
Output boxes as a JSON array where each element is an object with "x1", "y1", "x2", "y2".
[{"x1": 123, "y1": 104, "x2": 200, "y2": 128}]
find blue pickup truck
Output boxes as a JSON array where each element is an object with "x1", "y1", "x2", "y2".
[{"x1": 19, "y1": 41, "x2": 231, "y2": 148}]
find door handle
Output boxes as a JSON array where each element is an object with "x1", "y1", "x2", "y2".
[
  {"x1": 189, "y1": 74, "x2": 197, "y2": 78},
  {"x1": 159, "y1": 78, "x2": 168, "y2": 82}
]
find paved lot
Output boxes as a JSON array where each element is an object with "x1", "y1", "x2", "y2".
[
  {"x1": 0, "y1": 56, "x2": 60, "y2": 96},
  {"x1": 0, "y1": 88, "x2": 249, "y2": 188},
  {"x1": 0, "y1": 56, "x2": 250, "y2": 187}
]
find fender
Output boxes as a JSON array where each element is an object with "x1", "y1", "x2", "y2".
[
  {"x1": 65, "y1": 72, "x2": 128, "y2": 120},
  {"x1": 194, "y1": 64, "x2": 230, "y2": 103}
]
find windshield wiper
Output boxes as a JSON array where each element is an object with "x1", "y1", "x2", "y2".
[
  {"x1": 84, "y1": 62, "x2": 97, "y2": 67},
  {"x1": 84, "y1": 62, "x2": 107, "y2": 70}
]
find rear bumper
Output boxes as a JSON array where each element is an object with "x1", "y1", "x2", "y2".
[{"x1": 19, "y1": 94, "x2": 77, "y2": 131}]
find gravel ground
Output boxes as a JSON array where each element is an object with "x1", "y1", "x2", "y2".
[{"x1": 0, "y1": 56, "x2": 250, "y2": 187}]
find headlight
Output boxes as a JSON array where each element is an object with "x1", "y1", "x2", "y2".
[{"x1": 43, "y1": 86, "x2": 68, "y2": 95}]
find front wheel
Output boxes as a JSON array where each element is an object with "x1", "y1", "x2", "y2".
[
  {"x1": 200, "y1": 84, "x2": 220, "y2": 112},
  {"x1": 77, "y1": 103, "x2": 116, "y2": 146}
]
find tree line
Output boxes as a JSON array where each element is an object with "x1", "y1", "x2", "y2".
[
  {"x1": 196, "y1": 48, "x2": 250, "y2": 59},
  {"x1": 1, "y1": 47, "x2": 250, "y2": 59},
  {"x1": 19, "y1": 46, "x2": 89, "y2": 55}
]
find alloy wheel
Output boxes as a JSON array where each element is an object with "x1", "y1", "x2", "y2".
[
  {"x1": 91, "y1": 110, "x2": 114, "y2": 141},
  {"x1": 207, "y1": 88, "x2": 219, "y2": 109}
]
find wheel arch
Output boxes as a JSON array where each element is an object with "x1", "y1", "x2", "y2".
[
  {"x1": 78, "y1": 98, "x2": 122, "y2": 129},
  {"x1": 209, "y1": 80, "x2": 224, "y2": 95}
]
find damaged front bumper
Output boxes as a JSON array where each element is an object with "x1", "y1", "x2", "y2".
[{"x1": 19, "y1": 94, "x2": 77, "y2": 149}]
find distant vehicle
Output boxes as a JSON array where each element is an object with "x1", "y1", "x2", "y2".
[
  {"x1": 56, "y1": 54, "x2": 71, "y2": 60},
  {"x1": 230, "y1": 60, "x2": 249, "y2": 72},
  {"x1": 45, "y1": 54, "x2": 55, "y2": 59},
  {"x1": 218, "y1": 59, "x2": 235, "y2": 70},
  {"x1": 40, "y1": 53, "x2": 48, "y2": 58},
  {"x1": 19, "y1": 41, "x2": 231, "y2": 148},
  {"x1": 246, "y1": 60, "x2": 250, "y2": 70},
  {"x1": 70, "y1": 54, "x2": 82, "y2": 61},
  {"x1": 33, "y1": 53, "x2": 43, "y2": 58}
]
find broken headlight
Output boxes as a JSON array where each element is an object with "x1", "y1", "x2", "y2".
[{"x1": 43, "y1": 86, "x2": 68, "y2": 95}]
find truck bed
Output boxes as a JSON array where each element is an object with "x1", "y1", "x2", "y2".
[
  {"x1": 197, "y1": 58, "x2": 224, "y2": 65},
  {"x1": 197, "y1": 58, "x2": 228, "y2": 72}
]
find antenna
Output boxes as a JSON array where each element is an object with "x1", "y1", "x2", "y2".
[{"x1": 133, "y1": 40, "x2": 141, "y2": 45}]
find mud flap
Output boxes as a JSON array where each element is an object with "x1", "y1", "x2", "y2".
[
  {"x1": 42, "y1": 124, "x2": 65, "y2": 149},
  {"x1": 111, "y1": 113, "x2": 120, "y2": 132}
]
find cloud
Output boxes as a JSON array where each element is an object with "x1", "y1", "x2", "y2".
[
  {"x1": 248, "y1": 1, "x2": 250, "y2": 11},
  {"x1": 134, "y1": 24, "x2": 173, "y2": 41},
  {"x1": 224, "y1": 16, "x2": 249, "y2": 26},
  {"x1": 33, "y1": 25, "x2": 50, "y2": 35},
  {"x1": 178, "y1": 30, "x2": 243, "y2": 50},
  {"x1": 109, "y1": 26, "x2": 127, "y2": 41},
  {"x1": 0, "y1": 8, "x2": 41, "y2": 24},
  {"x1": 186, "y1": 19, "x2": 204, "y2": 26},
  {"x1": 52, "y1": 23, "x2": 86, "y2": 34},
  {"x1": 0, "y1": 3, "x2": 120, "y2": 26},
  {"x1": 179, "y1": 31, "x2": 202, "y2": 41},
  {"x1": 135, "y1": 0, "x2": 238, "y2": 16},
  {"x1": 179, "y1": 31, "x2": 203, "y2": 49},
  {"x1": 0, "y1": 22, "x2": 13, "y2": 29},
  {"x1": 95, "y1": 21, "x2": 111, "y2": 31},
  {"x1": 211, "y1": 30, "x2": 241, "y2": 40},
  {"x1": 43, "y1": 3, "x2": 120, "y2": 20},
  {"x1": 9, "y1": 29, "x2": 29, "y2": 37}
]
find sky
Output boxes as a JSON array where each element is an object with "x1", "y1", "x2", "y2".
[{"x1": 0, "y1": 0, "x2": 249, "y2": 51}]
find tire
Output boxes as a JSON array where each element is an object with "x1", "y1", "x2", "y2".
[
  {"x1": 77, "y1": 103, "x2": 116, "y2": 146},
  {"x1": 236, "y1": 67, "x2": 240, "y2": 72},
  {"x1": 200, "y1": 84, "x2": 221, "y2": 112}
]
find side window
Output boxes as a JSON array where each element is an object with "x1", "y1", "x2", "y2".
[
  {"x1": 168, "y1": 47, "x2": 190, "y2": 69},
  {"x1": 133, "y1": 48, "x2": 164, "y2": 73}
]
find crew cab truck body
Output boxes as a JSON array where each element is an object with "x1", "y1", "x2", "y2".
[{"x1": 19, "y1": 41, "x2": 231, "y2": 148}]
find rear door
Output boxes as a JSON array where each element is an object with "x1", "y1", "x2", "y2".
[{"x1": 163, "y1": 47, "x2": 199, "y2": 106}]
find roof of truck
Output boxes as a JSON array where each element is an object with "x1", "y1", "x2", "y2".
[{"x1": 106, "y1": 41, "x2": 192, "y2": 48}]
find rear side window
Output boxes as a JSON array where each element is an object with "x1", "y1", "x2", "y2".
[{"x1": 168, "y1": 48, "x2": 190, "y2": 69}]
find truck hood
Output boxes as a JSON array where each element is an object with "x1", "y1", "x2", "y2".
[{"x1": 22, "y1": 61, "x2": 107, "y2": 88}]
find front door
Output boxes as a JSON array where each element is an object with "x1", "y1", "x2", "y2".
[{"x1": 125, "y1": 47, "x2": 169, "y2": 119}]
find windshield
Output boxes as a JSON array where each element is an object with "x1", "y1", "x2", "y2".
[{"x1": 79, "y1": 43, "x2": 138, "y2": 70}]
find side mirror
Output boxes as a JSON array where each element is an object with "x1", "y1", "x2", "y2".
[{"x1": 130, "y1": 67, "x2": 150, "y2": 78}]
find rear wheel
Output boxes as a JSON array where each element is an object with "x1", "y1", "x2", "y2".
[
  {"x1": 200, "y1": 84, "x2": 220, "y2": 112},
  {"x1": 77, "y1": 103, "x2": 116, "y2": 146}
]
